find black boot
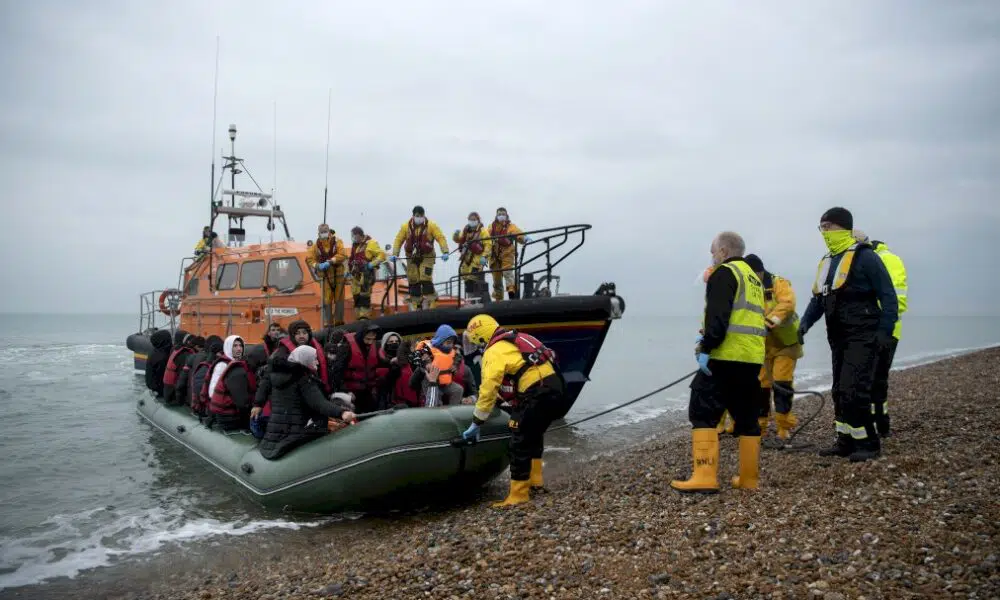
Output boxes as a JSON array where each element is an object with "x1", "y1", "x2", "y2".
[
  {"x1": 818, "y1": 435, "x2": 854, "y2": 458},
  {"x1": 848, "y1": 429, "x2": 881, "y2": 463},
  {"x1": 876, "y1": 414, "x2": 891, "y2": 438}
]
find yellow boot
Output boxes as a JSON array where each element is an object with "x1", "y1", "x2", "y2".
[
  {"x1": 775, "y1": 412, "x2": 798, "y2": 440},
  {"x1": 716, "y1": 413, "x2": 726, "y2": 434},
  {"x1": 492, "y1": 479, "x2": 531, "y2": 508},
  {"x1": 758, "y1": 416, "x2": 770, "y2": 437},
  {"x1": 529, "y1": 458, "x2": 545, "y2": 491},
  {"x1": 731, "y1": 435, "x2": 762, "y2": 489},
  {"x1": 670, "y1": 428, "x2": 720, "y2": 494}
]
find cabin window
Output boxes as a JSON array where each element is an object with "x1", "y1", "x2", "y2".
[
  {"x1": 185, "y1": 276, "x2": 199, "y2": 296},
  {"x1": 267, "y1": 257, "x2": 303, "y2": 292},
  {"x1": 240, "y1": 260, "x2": 265, "y2": 289},
  {"x1": 216, "y1": 263, "x2": 238, "y2": 290}
]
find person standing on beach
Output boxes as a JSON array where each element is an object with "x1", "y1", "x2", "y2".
[
  {"x1": 798, "y1": 208, "x2": 898, "y2": 462},
  {"x1": 672, "y1": 231, "x2": 767, "y2": 494},
  {"x1": 852, "y1": 230, "x2": 908, "y2": 438}
]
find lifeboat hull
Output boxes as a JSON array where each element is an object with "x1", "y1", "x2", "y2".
[{"x1": 136, "y1": 397, "x2": 511, "y2": 514}]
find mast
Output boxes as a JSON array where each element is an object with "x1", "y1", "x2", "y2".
[
  {"x1": 323, "y1": 88, "x2": 332, "y2": 223},
  {"x1": 209, "y1": 36, "x2": 220, "y2": 292}
]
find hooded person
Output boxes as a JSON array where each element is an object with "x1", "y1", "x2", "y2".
[
  {"x1": 305, "y1": 224, "x2": 351, "y2": 327},
  {"x1": 262, "y1": 322, "x2": 286, "y2": 357},
  {"x1": 410, "y1": 324, "x2": 464, "y2": 407},
  {"x1": 390, "y1": 205, "x2": 450, "y2": 311},
  {"x1": 205, "y1": 335, "x2": 257, "y2": 431},
  {"x1": 252, "y1": 345, "x2": 357, "y2": 460},
  {"x1": 487, "y1": 207, "x2": 532, "y2": 302},
  {"x1": 269, "y1": 320, "x2": 331, "y2": 395},
  {"x1": 799, "y1": 207, "x2": 898, "y2": 462},
  {"x1": 170, "y1": 335, "x2": 204, "y2": 407},
  {"x1": 188, "y1": 335, "x2": 223, "y2": 415},
  {"x1": 452, "y1": 212, "x2": 493, "y2": 303},
  {"x1": 144, "y1": 329, "x2": 174, "y2": 397},
  {"x1": 162, "y1": 331, "x2": 195, "y2": 406},
  {"x1": 346, "y1": 226, "x2": 387, "y2": 320},
  {"x1": 375, "y1": 331, "x2": 408, "y2": 409},
  {"x1": 341, "y1": 323, "x2": 381, "y2": 413}
]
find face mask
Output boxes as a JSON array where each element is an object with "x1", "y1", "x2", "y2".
[
  {"x1": 413, "y1": 216, "x2": 425, "y2": 225},
  {"x1": 468, "y1": 220, "x2": 478, "y2": 228},
  {"x1": 385, "y1": 342, "x2": 399, "y2": 353},
  {"x1": 822, "y1": 230, "x2": 855, "y2": 254},
  {"x1": 352, "y1": 236, "x2": 362, "y2": 244},
  {"x1": 710, "y1": 249, "x2": 724, "y2": 267},
  {"x1": 319, "y1": 232, "x2": 329, "y2": 239},
  {"x1": 496, "y1": 214, "x2": 507, "y2": 223}
]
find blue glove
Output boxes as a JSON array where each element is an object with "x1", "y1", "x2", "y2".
[
  {"x1": 696, "y1": 334, "x2": 703, "y2": 345},
  {"x1": 344, "y1": 271, "x2": 352, "y2": 279},
  {"x1": 440, "y1": 253, "x2": 450, "y2": 262},
  {"x1": 389, "y1": 255, "x2": 397, "y2": 263},
  {"x1": 479, "y1": 256, "x2": 488, "y2": 266},
  {"x1": 367, "y1": 261, "x2": 375, "y2": 270},
  {"x1": 317, "y1": 261, "x2": 330, "y2": 271},
  {"x1": 524, "y1": 236, "x2": 533, "y2": 243},
  {"x1": 696, "y1": 352, "x2": 712, "y2": 376},
  {"x1": 462, "y1": 422, "x2": 480, "y2": 442}
]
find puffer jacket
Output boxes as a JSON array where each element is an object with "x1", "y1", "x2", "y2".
[{"x1": 258, "y1": 364, "x2": 348, "y2": 460}]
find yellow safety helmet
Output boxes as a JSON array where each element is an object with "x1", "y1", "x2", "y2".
[{"x1": 465, "y1": 314, "x2": 499, "y2": 347}]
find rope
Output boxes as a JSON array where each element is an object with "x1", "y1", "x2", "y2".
[{"x1": 548, "y1": 370, "x2": 698, "y2": 431}]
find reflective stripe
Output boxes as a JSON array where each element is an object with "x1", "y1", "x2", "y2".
[
  {"x1": 835, "y1": 420, "x2": 869, "y2": 440},
  {"x1": 705, "y1": 261, "x2": 767, "y2": 364},
  {"x1": 813, "y1": 244, "x2": 859, "y2": 296},
  {"x1": 729, "y1": 324, "x2": 768, "y2": 336},
  {"x1": 871, "y1": 401, "x2": 889, "y2": 415},
  {"x1": 895, "y1": 287, "x2": 907, "y2": 296},
  {"x1": 473, "y1": 407, "x2": 492, "y2": 422}
]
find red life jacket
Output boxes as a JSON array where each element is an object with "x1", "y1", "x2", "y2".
[
  {"x1": 349, "y1": 236, "x2": 371, "y2": 273},
  {"x1": 197, "y1": 355, "x2": 229, "y2": 412},
  {"x1": 279, "y1": 337, "x2": 330, "y2": 393},
  {"x1": 163, "y1": 347, "x2": 194, "y2": 386},
  {"x1": 453, "y1": 357, "x2": 466, "y2": 389},
  {"x1": 403, "y1": 219, "x2": 434, "y2": 255},
  {"x1": 491, "y1": 221, "x2": 514, "y2": 249},
  {"x1": 458, "y1": 226, "x2": 485, "y2": 257},
  {"x1": 208, "y1": 361, "x2": 257, "y2": 416},
  {"x1": 343, "y1": 333, "x2": 378, "y2": 393},
  {"x1": 189, "y1": 359, "x2": 215, "y2": 412},
  {"x1": 315, "y1": 237, "x2": 339, "y2": 264},
  {"x1": 486, "y1": 329, "x2": 557, "y2": 401},
  {"x1": 393, "y1": 363, "x2": 420, "y2": 407},
  {"x1": 376, "y1": 347, "x2": 392, "y2": 381}
]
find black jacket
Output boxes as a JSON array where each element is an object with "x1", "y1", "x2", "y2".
[
  {"x1": 258, "y1": 365, "x2": 348, "y2": 460},
  {"x1": 801, "y1": 244, "x2": 898, "y2": 339},
  {"x1": 144, "y1": 330, "x2": 174, "y2": 397}
]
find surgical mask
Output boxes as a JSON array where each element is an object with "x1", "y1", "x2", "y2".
[
  {"x1": 467, "y1": 220, "x2": 479, "y2": 228},
  {"x1": 319, "y1": 232, "x2": 329, "y2": 239},
  {"x1": 496, "y1": 214, "x2": 507, "y2": 223},
  {"x1": 413, "y1": 216, "x2": 425, "y2": 225},
  {"x1": 822, "y1": 230, "x2": 854, "y2": 254}
]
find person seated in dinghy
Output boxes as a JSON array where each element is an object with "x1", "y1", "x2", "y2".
[
  {"x1": 268, "y1": 320, "x2": 332, "y2": 395},
  {"x1": 252, "y1": 345, "x2": 357, "y2": 460},
  {"x1": 262, "y1": 322, "x2": 286, "y2": 357},
  {"x1": 409, "y1": 325, "x2": 471, "y2": 407},
  {"x1": 162, "y1": 331, "x2": 194, "y2": 406},
  {"x1": 144, "y1": 329, "x2": 174, "y2": 398},
  {"x1": 186, "y1": 335, "x2": 223, "y2": 417},
  {"x1": 374, "y1": 331, "x2": 408, "y2": 409},
  {"x1": 339, "y1": 324, "x2": 382, "y2": 414},
  {"x1": 205, "y1": 335, "x2": 263, "y2": 431},
  {"x1": 168, "y1": 335, "x2": 203, "y2": 407}
]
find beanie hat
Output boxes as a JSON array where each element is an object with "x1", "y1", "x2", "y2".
[
  {"x1": 821, "y1": 207, "x2": 853, "y2": 230},
  {"x1": 743, "y1": 253, "x2": 765, "y2": 273}
]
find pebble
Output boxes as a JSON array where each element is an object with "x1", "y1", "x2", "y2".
[{"x1": 126, "y1": 349, "x2": 1000, "y2": 600}]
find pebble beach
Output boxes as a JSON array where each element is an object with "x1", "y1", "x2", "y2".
[{"x1": 12, "y1": 347, "x2": 1000, "y2": 600}]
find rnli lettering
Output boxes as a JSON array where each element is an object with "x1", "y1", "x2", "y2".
[{"x1": 695, "y1": 457, "x2": 715, "y2": 467}]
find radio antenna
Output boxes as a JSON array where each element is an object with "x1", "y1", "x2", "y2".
[{"x1": 323, "y1": 88, "x2": 332, "y2": 223}]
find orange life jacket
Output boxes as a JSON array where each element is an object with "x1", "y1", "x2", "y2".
[
  {"x1": 404, "y1": 219, "x2": 434, "y2": 255},
  {"x1": 416, "y1": 340, "x2": 456, "y2": 385}
]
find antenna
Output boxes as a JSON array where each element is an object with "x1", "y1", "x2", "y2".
[
  {"x1": 272, "y1": 100, "x2": 277, "y2": 244},
  {"x1": 209, "y1": 35, "x2": 220, "y2": 293},
  {"x1": 323, "y1": 88, "x2": 332, "y2": 223}
]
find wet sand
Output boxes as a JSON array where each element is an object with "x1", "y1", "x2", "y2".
[{"x1": 5, "y1": 347, "x2": 999, "y2": 600}]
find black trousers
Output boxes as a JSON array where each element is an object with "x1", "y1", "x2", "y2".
[
  {"x1": 829, "y1": 334, "x2": 880, "y2": 448},
  {"x1": 871, "y1": 336, "x2": 898, "y2": 435},
  {"x1": 508, "y1": 375, "x2": 570, "y2": 480},
  {"x1": 689, "y1": 360, "x2": 762, "y2": 436}
]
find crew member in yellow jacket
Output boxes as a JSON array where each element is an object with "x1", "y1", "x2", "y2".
[
  {"x1": 487, "y1": 208, "x2": 532, "y2": 301},
  {"x1": 346, "y1": 226, "x2": 386, "y2": 320},
  {"x1": 390, "y1": 205, "x2": 449, "y2": 311},
  {"x1": 453, "y1": 212, "x2": 493, "y2": 303},
  {"x1": 854, "y1": 230, "x2": 908, "y2": 437},
  {"x1": 305, "y1": 224, "x2": 350, "y2": 327}
]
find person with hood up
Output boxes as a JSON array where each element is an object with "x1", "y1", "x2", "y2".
[
  {"x1": 799, "y1": 208, "x2": 898, "y2": 462},
  {"x1": 410, "y1": 324, "x2": 465, "y2": 407},
  {"x1": 853, "y1": 230, "x2": 908, "y2": 438},
  {"x1": 186, "y1": 335, "x2": 222, "y2": 415},
  {"x1": 390, "y1": 205, "x2": 450, "y2": 311},
  {"x1": 205, "y1": 335, "x2": 257, "y2": 431},
  {"x1": 487, "y1": 208, "x2": 532, "y2": 301},
  {"x1": 340, "y1": 324, "x2": 381, "y2": 413},
  {"x1": 305, "y1": 224, "x2": 351, "y2": 327},
  {"x1": 144, "y1": 329, "x2": 174, "y2": 398},
  {"x1": 375, "y1": 331, "x2": 411, "y2": 409},
  {"x1": 162, "y1": 331, "x2": 194, "y2": 406},
  {"x1": 252, "y1": 345, "x2": 357, "y2": 460},
  {"x1": 269, "y1": 320, "x2": 332, "y2": 395},
  {"x1": 453, "y1": 212, "x2": 493, "y2": 304},
  {"x1": 346, "y1": 226, "x2": 386, "y2": 320},
  {"x1": 168, "y1": 335, "x2": 203, "y2": 407},
  {"x1": 262, "y1": 322, "x2": 285, "y2": 357}
]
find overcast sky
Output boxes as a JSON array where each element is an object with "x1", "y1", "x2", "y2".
[{"x1": 1, "y1": 0, "x2": 998, "y2": 317}]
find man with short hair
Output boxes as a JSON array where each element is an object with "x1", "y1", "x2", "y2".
[
  {"x1": 672, "y1": 231, "x2": 767, "y2": 494},
  {"x1": 799, "y1": 208, "x2": 898, "y2": 462},
  {"x1": 390, "y1": 206, "x2": 450, "y2": 311}
]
